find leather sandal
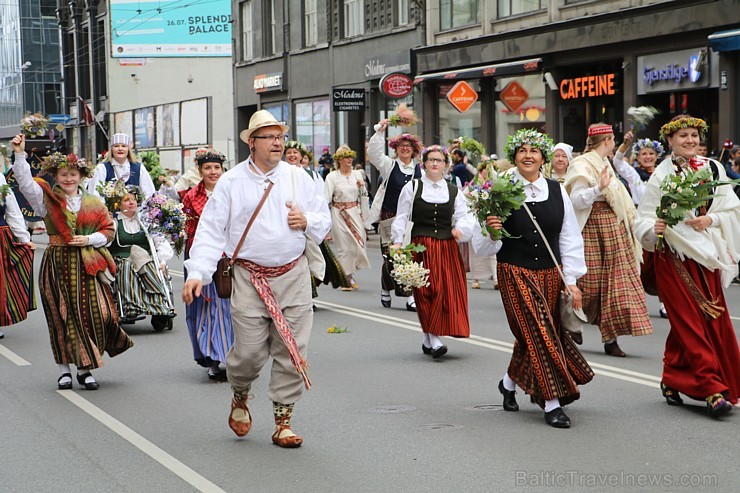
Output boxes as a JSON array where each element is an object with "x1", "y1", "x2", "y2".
[
  {"x1": 660, "y1": 381, "x2": 683, "y2": 406},
  {"x1": 272, "y1": 416, "x2": 303, "y2": 448},
  {"x1": 57, "y1": 373, "x2": 73, "y2": 390},
  {"x1": 76, "y1": 372, "x2": 99, "y2": 390},
  {"x1": 229, "y1": 396, "x2": 252, "y2": 437}
]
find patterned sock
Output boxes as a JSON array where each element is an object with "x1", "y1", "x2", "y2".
[
  {"x1": 232, "y1": 384, "x2": 251, "y2": 401},
  {"x1": 273, "y1": 402, "x2": 295, "y2": 428}
]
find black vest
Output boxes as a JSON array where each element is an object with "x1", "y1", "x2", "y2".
[
  {"x1": 410, "y1": 180, "x2": 457, "y2": 240},
  {"x1": 0, "y1": 202, "x2": 7, "y2": 227},
  {"x1": 104, "y1": 161, "x2": 142, "y2": 187},
  {"x1": 381, "y1": 161, "x2": 421, "y2": 214},
  {"x1": 497, "y1": 179, "x2": 564, "y2": 269}
]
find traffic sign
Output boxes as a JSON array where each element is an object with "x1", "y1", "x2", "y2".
[
  {"x1": 446, "y1": 81, "x2": 478, "y2": 113},
  {"x1": 49, "y1": 114, "x2": 71, "y2": 123},
  {"x1": 500, "y1": 81, "x2": 529, "y2": 113}
]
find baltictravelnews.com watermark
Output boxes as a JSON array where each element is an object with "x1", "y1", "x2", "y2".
[{"x1": 514, "y1": 470, "x2": 718, "y2": 488}]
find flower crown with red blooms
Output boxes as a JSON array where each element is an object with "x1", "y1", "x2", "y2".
[
  {"x1": 388, "y1": 133, "x2": 423, "y2": 155},
  {"x1": 41, "y1": 152, "x2": 92, "y2": 178}
]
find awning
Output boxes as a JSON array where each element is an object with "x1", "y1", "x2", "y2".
[
  {"x1": 414, "y1": 58, "x2": 542, "y2": 84},
  {"x1": 709, "y1": 29, "x2": 740, "y2": 52}
]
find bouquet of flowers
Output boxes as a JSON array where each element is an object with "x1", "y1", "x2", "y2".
[
  {"x1": 390, "y1": 244, "x2": 430, "y2": 291},
  {"x1": 627, "y1": 106, "x2": 660, "y2": 133},
  {"x1": 0, "y1": 144, "x2": 9, "y2": 171},
  {"x1": 0, "y1": 184, "x2": 11, "y2": 206},
  {"x1": 465, "y1": 174, "x2": 526, "y2": 241},
  {"x1": 388, "y1": 103, "x2": 418, "y2": 127},
  {"x1": 452, "y1": 136, "x2": 487, "y2": 164},
  {"x1": 20, "y1": 113, "x2": 48, "y2": 138},
  {"x1": 140, "y1": 193, "x2": 187, "y2": 254},
  {"x1": 96, "y1": 179, "x2": 128, "y2": 213},
  {"x1": 654, "y1": 161, "x2": 735, "y2": 250}
]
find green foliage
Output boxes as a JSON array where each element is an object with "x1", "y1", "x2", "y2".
[
  {"x1": 139, "y1": 150, "x2": 167, "y2": 188},
  {"x1": 465, "y1": 175, "x2": 526, "y2": 241}
]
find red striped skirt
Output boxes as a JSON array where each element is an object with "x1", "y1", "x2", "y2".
[
  {"x1": 498, "y1": 262, "x2": 594, "y2": 407},
  {"x1": 0, "y1": 226, "x2": 36, "y2": 327},
  {"x1": 411, "y1": 236, "x2": 469, "y2": 337},
  {"x1": 579, "y1": 202, "x2": 652, "y2": 342}
]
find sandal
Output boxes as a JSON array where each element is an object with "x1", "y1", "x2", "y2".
[
  {"x1": 57, "y1": 373, "x2": 73, "y2": 390},
  {"x1": 660, "y1": 381, "x2": 683, "y2": 406},
  {"x1": 272, "y1": 416, "x2": 303, "y2": 448},
  {"x1": 76, "y1": 372, "x2": 99, "y2": 390},
  {"x1": 706, "y1": 393, "x2": 732, "y2": 418}
]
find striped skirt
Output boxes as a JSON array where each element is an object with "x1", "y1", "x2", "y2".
[
  {"x1": 317, "y1": 240, "x2": 351, "y2": 289},
  {"x1": 40, "y1": 246, "x2": 133, "y2": 369},
  {"x1": 185, "y1": 280, "x2": 234, "y2": 367},
  {"x1": 498, "y1": 262, "x2": 594, "y2": 407},
  {"x1": 115, "y1": 257, "x2": 172, "y2": 317},
  {"x1": 579, "y1": 202, "x2": 652, "y2": 342},
  {"x1": 0, "y1": 227, "x2": 36, "y2": 327},
  {"x1": 412, "y1": 236, "x2": 469, "y2": 337}
]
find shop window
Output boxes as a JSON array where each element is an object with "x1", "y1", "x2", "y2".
[
  {"x1": 295, "y1": 99, "x2": 331, "y2": 156},
  {"x1": 344, "y1": 0, "x2": 364, "y2": 38},
  {"x1": 497, "y1": 0, "x2": 544, "y2": 19},
  {"x1": 440, "y1": 0, "x2": 479, "y2": 30},
  {"x1": 304, "y1": 0, "x2": 318, "y2": 47},
  {"x1": 263, "y1": 102, "x2": 290, "y2": 129},
  {"x1": 438, "y1": 80, "x2": 482, "y2": 148},
  {"x1": 494, "y1": 74, "x2": 546, "y2": 159},
  {"x1": 241, "y1": 1, "x2": 254, "y2": 61},
  {"x1": 397, "y1": 0, "x2": 409, "y2": 26},
  {"x1": 263, "y1": 0, "x2": 276, "y2": 56}
]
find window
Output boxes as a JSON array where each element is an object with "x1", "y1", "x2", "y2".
[
  {"x1": 304, "y1": 0, "x2": 318, "y2": 47},
  {"x1": 440, "y1": 0, "x2": 478, "y2": 30},
  {"x1": 264, "y1": 0, "x2": 276, "y2": 55},
  {"x1": 397, "y1": 0, "x2": 409, "y2": 26},
  {"x1": 344, "y1": 0, "x2": 364, "y2": 38},
  {"x1": 241, "y1": 1, "x2": 253, "y2": 60},
  {"x1": 497, "y1": 0, "x2": 544, "y2": 18},
  {"x1": 295, "y1": 99, "x2": 331, "y2": 156}
]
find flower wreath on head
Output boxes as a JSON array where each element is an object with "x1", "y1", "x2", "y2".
[
  {"x1": 659, "y1": 117, "x2": 709, "y2": 141},
  {"x1": 285, "y1": 141, "x2": 308, "y2": 156},
  {"x1": 388, "y1": 133, "x2": 423, "y2": 155},
  {"x1": 632, "y1": 138, "x2": 664, "y2": 158},
  {"x1": 194, "y1": 147, "x2": 225, "y2": 164},
  {"x1": 333, "y1": 148, "x2": 357, "y2": 162},
  {"x1": 306, "y1": 149, "x2": 314, "y2": 162},
  {"x1": 41, "y1": 152, "x2": 93, "y2": 178},
  {"x1": 504, "y1": 129, "x2": 554, "y2": 164},
  {"x1": 421, "y1": 145, "x2": 450, "y2": 165}
]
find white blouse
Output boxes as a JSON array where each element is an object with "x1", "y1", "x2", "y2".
[
  {"x1": 87, "y1": 159, "x2": 157, "y2": 199},
  {"x1": 0, "y1": 172, "x2": 30, "y2": 243},
  {"x1": 391, "y1": 174, "x2": 476, "y2": 244}
]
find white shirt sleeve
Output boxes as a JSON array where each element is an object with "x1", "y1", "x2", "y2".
[
  {"x1": 453, "y1": 190, "x2": 475, "y2": 242},
  {"x1": 367, "y1": 129, "x2": 395, "y2": 178},
  {"x1": 324, "y1": 171, "x2": 335, "y2": 204},
  {"x1": 471, "y1": 229, "x2": 503, "y2": 257},
  {"x1": 138, "y1": 166, "x2": 157, "y2": 198},
  {"x1": 88, "y1": 232, "x2": 109, "y2": 248},
  {"x1": 613, "y1": 151, "x2": 644, "y2": 205},
  {"x1": 11, "y1": 153, "x2": 46, "y2": 217},
  {"x1": 558, "y1": 186, "x2": 587, "y2": 285},
  {"x1": 568, "y1": 178, "x2": 603, "y2": 210},
  {"x1": 0, "y1": 173, "x2": 30, "y2": 243},
  {"x1": 391, "y1": 180, "x2": 415, "y2": 244},
  {"x1": 153, "y1": 234, "x2": 174, "y2": 263},
  {"x1": 302, "y1": 172, "x2": 333, "y2": 245}
]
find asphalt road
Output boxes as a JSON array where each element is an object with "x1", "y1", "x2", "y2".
[{"x1": 1, "y1": 234, "x2": 738, "y2": 492}]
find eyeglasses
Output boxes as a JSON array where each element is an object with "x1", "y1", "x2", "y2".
[
  {"x1": 252, "y1": 134, "x2": 287, "y2": 142},
  {"x1": 426, "y1": 158, "x2": 447, "y2": 164},
  {"x1": 397, "y1": 144, "x2": 413, "y2": 149}
]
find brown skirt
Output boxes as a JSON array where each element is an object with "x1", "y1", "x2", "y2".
[{"x1": 498, "y1": 262, "x2": 594, "y2": 407}]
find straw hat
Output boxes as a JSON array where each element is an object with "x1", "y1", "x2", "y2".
[{"x1": 239, "y1": 110, "x2": 289, "y2": 143}]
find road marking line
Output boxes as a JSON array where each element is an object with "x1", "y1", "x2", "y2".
[
  {"x1": 0, "y1": 344, "x2": 32, "y2": 366},
  {"x1": 169, "y1": 269, "x2": 184, "y2": 278},
  {"x1": 315, "y1": 300, "x2": 661, "y2": 389},
  {"x1": 57, "y1": 391, "x2": 227, "y2": 493}
]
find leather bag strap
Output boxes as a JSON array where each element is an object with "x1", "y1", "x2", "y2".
[
  {"x1": 521, "y1": 202, "x2": 570, "y2": 291},
  {"x1": 229, "y1": 181, "x2": 274, "y2": 266}
]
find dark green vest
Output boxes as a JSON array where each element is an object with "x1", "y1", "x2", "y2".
[
  {"x1": 108, "y1": 219, "x2": 150, "y2": 258},
  {"x1": 410, "y1": 180, "x2": 457, "y2": 240}
]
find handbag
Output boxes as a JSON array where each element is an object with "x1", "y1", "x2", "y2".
[
  {"x1": 401, "y1": 179, "x2": 418, "y2": 247},
  {"x1": 521, "y1": 202, "x2": 587, "y2": 335},
  {"x1": 212, "y1": 181, "x2": 274, "y2": 298},
  {"x1": 378, "y1": 179, "x2": 418, "y2": 246}
]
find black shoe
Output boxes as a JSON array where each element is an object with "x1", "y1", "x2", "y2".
[
  {"x1": 498, "y1": 380, "x2": 519, "y2": 412},
  {"x1": 57, "y1": 373, "x2": 73, "y2": 390},
  {"x1": 569, "y1": 332, "x2": 583, "y2": 345},
  {"x1": 544, "y1": 407, "x2": 571, "y2": 428},
  {"x1": 0, "y1": 330, "x2": 4, "y2": 339},
  {"x1": 660, "y1": 381, "x2": 683, "y2": 406},
  {"x1": 312, "y1": 304, "x2": 317, "y2": 312},
  {"x1": 406, "y1": 302, "x2": 417, "y2": 312},
  {"x1": 604, "y1": 341, "x2": 626, "y2": 357},
  {"x1": 431, "y1": 345, "x2": 447, "y2": 359},
  {"x1": 208, "y1": 368, "x2": 227, "y2": 381},
  {"x1": 706, "y1": 393, "x2": 733, "y2": 418},
  {"x1": 76, "y1": 372, "x2": 99, "y2": 390},
  {"x1": 659, "y1": 307, "x2": 668, "y2": 319},
  {"x1": 422, "y1": 344, "x2": 432, "y2": 355},
  {"x1": 381, "y1": 294, "x2": 391, "y2": 308}
]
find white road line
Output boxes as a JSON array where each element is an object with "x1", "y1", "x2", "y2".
[
  {"x1": 169, "y1": 269, "x2": 183, "y2": 278},
  {"x1": 315, "y1": 300, "x2": 661, "y2": 389},
  {"x1": 57, "y1": 391, "x2": 227, "y2": 493},
  {"x1": 0, "y1": 344, "x2": 32, "y2": 366}
]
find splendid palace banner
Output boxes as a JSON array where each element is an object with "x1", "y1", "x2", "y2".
[{"x1": 110, "y1": 0, "x2": 232, "y2": 58}]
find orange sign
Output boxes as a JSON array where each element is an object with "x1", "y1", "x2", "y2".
[
  {"x1": 559, "y1": 73, "x2": 616, "y2": 100},
  {"x1": 446, "y1": 81, "x2": 478, "y2": 113},
  {"x1": 499, "y1": 81, "x2": 529, "y2": 113}
]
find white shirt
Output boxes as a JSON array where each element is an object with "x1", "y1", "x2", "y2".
[
  {"x1": 12, "y1": 153, "x2": 107, "y2": 247},
  {"x1": 391, "y1": 175, "x2": 476, "y2": 244},
  {"x1": 367, "y1": 129, "x2": 417, "y2": 179},
  {"x1": 111, "y1": 213, "x2": 174, "y2": 263},
  {"x1": 613, "y1": 151, "x2": 645, "y2": 205},
  {"x1": 87, "y1": 159, "x2": 157, "y2": 199},
  {"x1": 471, "y1": 171, "x2": 587, "y2": 285},
  {"x1": 184, "y1": 159, "x2": 332, "y2": 282},
  {"x1": 0, "y1": 172, "x2": 30, "y2": 243}
]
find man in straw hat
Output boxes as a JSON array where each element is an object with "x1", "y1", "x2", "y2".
[
  {"x1": 87, "y1": 133, "x2": 157, "y2": 199},
  {"x1": 182, "y1": 110, "x2": 331, "y2": 447}
]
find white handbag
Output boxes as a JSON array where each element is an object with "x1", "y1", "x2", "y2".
[{"x1": 401, "y1": 179, "x2": 418, "y2": 247}]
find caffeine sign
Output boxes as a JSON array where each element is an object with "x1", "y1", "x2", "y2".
[{"x1": 446, "y1": 81, "x2": 478, "y2": 113}]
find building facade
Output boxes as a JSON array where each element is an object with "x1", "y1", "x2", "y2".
[
  {"x1": 57, "y1": 0, "x2": 235, "y2": 171},
  {"x1": 416, "y1": 0, "x2": 740, "y2": 157},
  {"x1": 0, "y1": 0, "x2": 62, "y2": 141},
  {"x1": 233, "y1": 0, "x2": 424, "y2": 165}
]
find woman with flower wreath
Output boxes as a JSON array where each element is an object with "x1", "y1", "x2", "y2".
[
  {"x1": 473, "y1": 129, "x2": 593, "y2": 428},
  {"x1": 635, "y1": 115, "x2": 740, "y2": 418},
  {"x1": 107, "y1": 185, "x2": 175, "y2": 331},
  {"x1": 182, "y1": 148, "x2": 234, "y2": 380},
  {"x1": 0, "y1": 170, "x2": 36, "y2": 339},
  {"x1": 10, "y1": 134, "x2": 133, "y2": 390},
  {"x1": 324, "y1": 145, "x2": 370, "y2": 291},
  {"x1": 391, "y1": 145, "x2": 475, "y2": 358},
  {"x1": 368, "y1": 120, "x2": 423, "y2": 311},
  {"x1": 563, "y1": 123, "x2": 652, "y2": 357}
]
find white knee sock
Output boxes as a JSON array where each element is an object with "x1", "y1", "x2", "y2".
[
  {"x1": 502, "y1": 372, "x2": 516, "y2": 391},
  {"x1": 407, "y1": 295, "x2": 415, "y2": 306},
  {"x1": 381, "y1": 289, "x2": 390, "y2": 297},
  {"x1": 58, "y1": 364, "x2": 71, "y2": 375},
  {"x1": 422, "y1": 333, "x2": 431, "y2": 347},
  {"x1": 544, "y1": 398, "x2": 560, "y2": 413},
  {"x1": 428, "y1": 334, "x2": 443, "y2": 349}
]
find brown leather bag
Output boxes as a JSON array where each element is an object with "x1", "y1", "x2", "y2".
[{"x1": 212, "y1": 182, "x2": 274, "y2": 298}]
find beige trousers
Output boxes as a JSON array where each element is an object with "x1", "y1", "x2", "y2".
[{"x1": 226, "y1": 256, "x2": 313, "y2": 404}]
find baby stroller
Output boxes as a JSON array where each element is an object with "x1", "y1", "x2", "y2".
[{"x1": 111, "y1": 220, "x2": 177, "y2": 332}]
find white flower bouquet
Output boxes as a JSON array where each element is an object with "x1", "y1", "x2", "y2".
[{"x1": 391, "y1": 244, "x2": 430, "y2": 290}]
